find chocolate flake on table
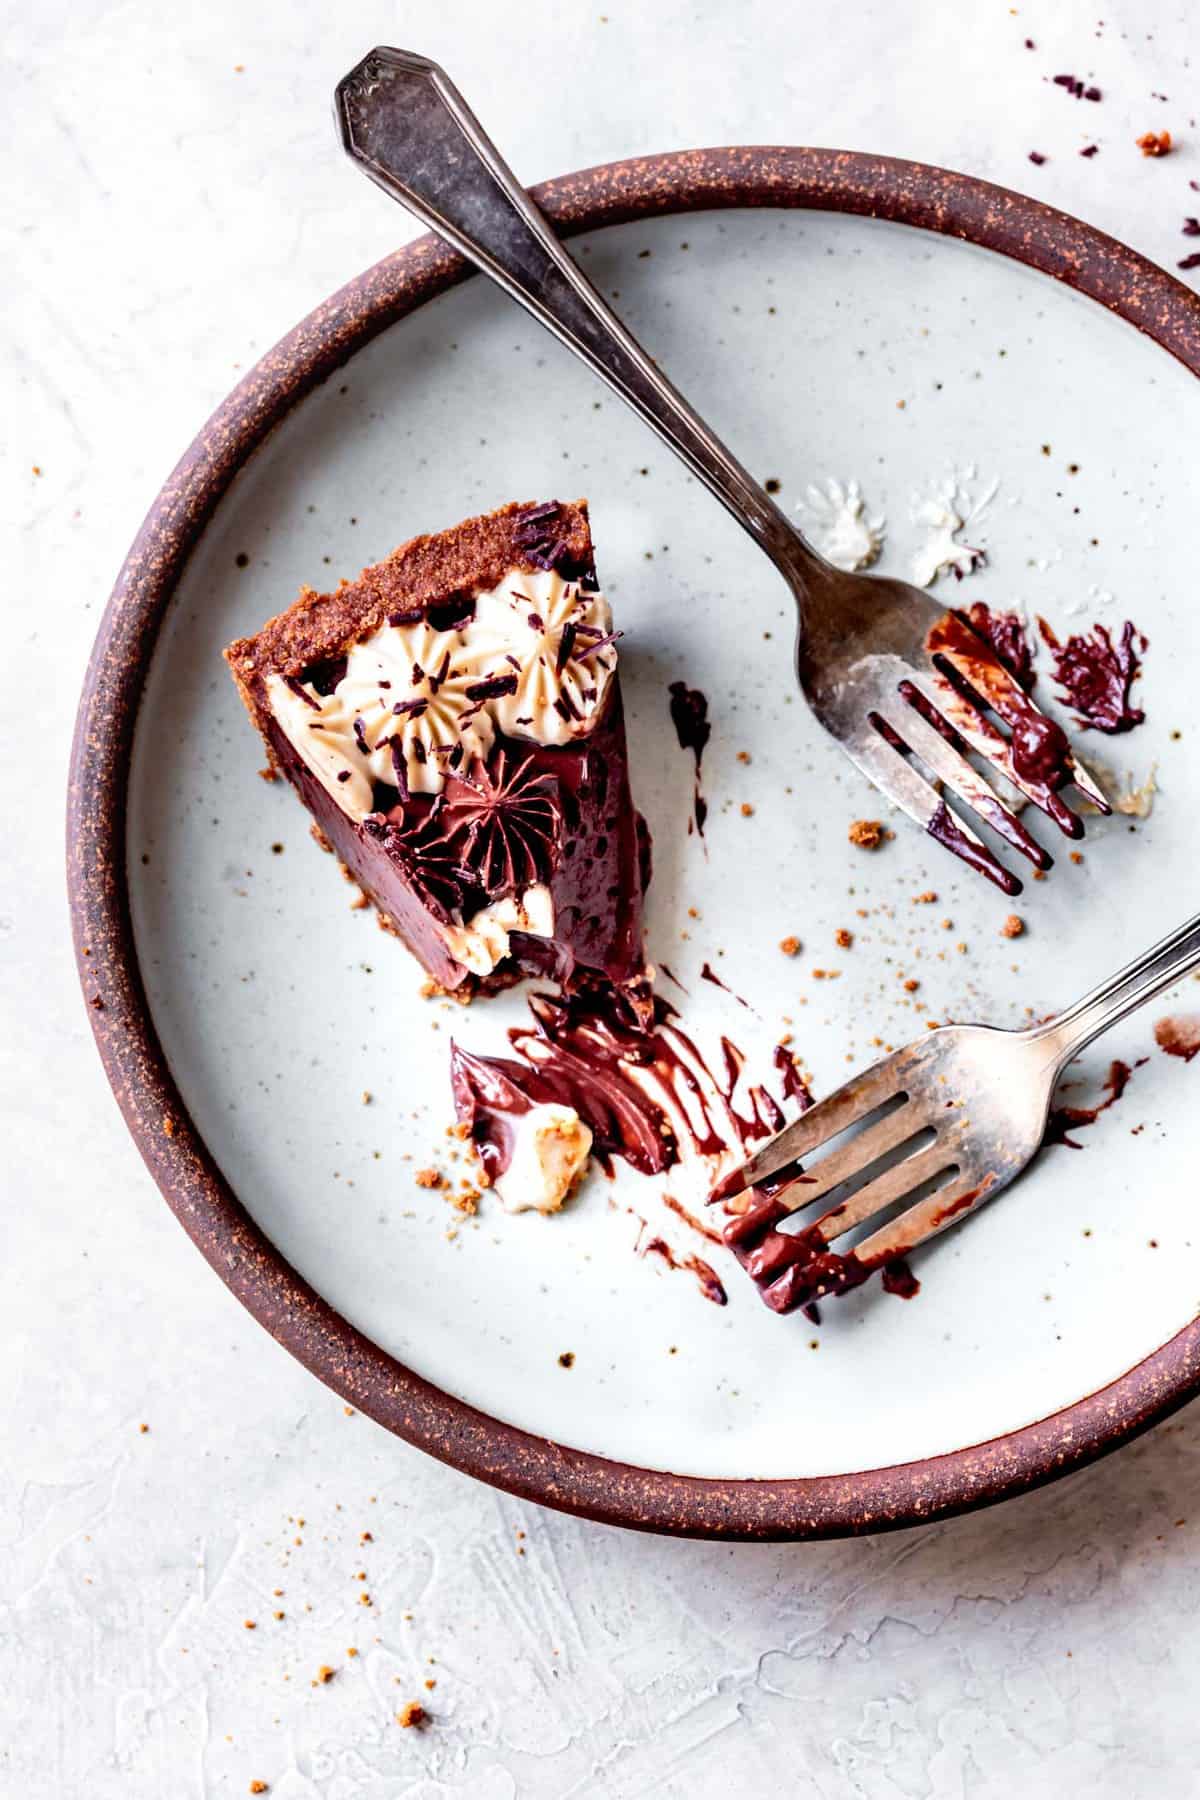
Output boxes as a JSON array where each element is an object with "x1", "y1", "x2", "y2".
[
  {"x1": 667, "y1": 681, "x2": 711, "y2": 838},
  {"x1": 1154, "y1": 1015, "x2": 1200, "y2": 1063},
  {"x1": 1179, "y1": 253, "x2": 1200, "y2": 272},
  {"x1": 1028, "y1": 151, "x2": 1048, "y2": 165},
  {"x1": 1182, "y1": 218, "x2": 1200, "y2": 236},
  {"x1": 441, "y1": 751, "x2": 562, "y2": 900},
  {"x1": 1038, "y1": 617, "x2": 1147, "y2": 733},
  {"x1": 1052, "y1": 73, "x2": 1101, "y2": 100},
  {"x1": 1080, "y1": 144, "x2": 1100, "y2": 157}
]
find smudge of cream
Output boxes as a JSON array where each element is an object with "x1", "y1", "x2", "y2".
[
  {"x1": 796, "y1": 477, "x2": 885, "y2": 571},
  {"x1": 1077, "y1": 755, "x2": 1157, "y2": 818},
  {"x1": 910, "y1": 469, "x2": 998, "y2": 587}
]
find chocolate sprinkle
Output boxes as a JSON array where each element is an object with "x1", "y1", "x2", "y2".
[
  {"x1": 283, "y1": 675, "x2": 319, "y2": 709},
  {"x1": 389, "y1": 737, "x2": 410, "y2": 803},
  {"x1": 556, "y1": 620, "x2": 578, "y2": 676},
  {"x1": 575, "y1": 630, "x2": 622, "y2": 661},
  {"x1": 466, "y1": 672, "x2": 520, "y2": 702}
]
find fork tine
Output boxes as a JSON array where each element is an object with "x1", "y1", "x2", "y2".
[
  {"x1": 929, "y1": 624, "x2": 1044, "y2": 731},
  {"x1": 770, "y1": 1087, "x2": 949, "y2": 1216},
  {"x1": 919, "y1": 643, "x2": 1110, "y2": 825},
  {"x1": 853, "y1": 1167, "x2": 1001, "y2": 1265},
  {"x1": 711, "y1": 1050, "x2": 908, "y2": 1200},
  {"x1": 873, "y1": 701, "x2": 1051, "y2": 870},
  {"x1": 907, "y1": 662, "x2": 1082, "y2": 834},
  {"x1": 842, "y1": 726, "x2": 1022, "y2": 895},
  {"x1": 810, "y1": 1133, "x2": 964, "y2": 1243},
  {"x1": 1068, "y1": 755, "x2": 1111, "y2": 812},
  {"x1": 762, "y1": 1093, "x2": 929, "y2": 1214}
]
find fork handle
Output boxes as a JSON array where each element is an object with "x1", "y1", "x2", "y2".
[
  {"x1": 1032, "y1": 908, "x2": 1200, "y2": 1066},
  {"x1": 334, "y1": 47, "x2": 826, "y2": 589}
]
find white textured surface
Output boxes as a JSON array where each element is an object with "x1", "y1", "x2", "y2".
[{"x1": 6, "y1": 0, "x2": 1200, "y2": 1794}]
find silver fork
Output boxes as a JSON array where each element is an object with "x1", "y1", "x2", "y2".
[
  {"x1": 334, "y1": 48, "x2": 1109, "y2": 896},
  {"x1": 712, "y1": 910, "x2": 1200, "y2": 1314}
]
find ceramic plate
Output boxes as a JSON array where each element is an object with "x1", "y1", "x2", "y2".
[{"x1": 70, "y1": 151, "x2": 1200, "y2": 1537}]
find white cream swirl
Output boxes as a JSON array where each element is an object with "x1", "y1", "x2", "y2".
[
  {"x1": 469, "y1": 569, "x2": 617, "y2": 745},
  {"x1": 266, "y1": 620, "x2": 497, "y2": 819},
  {"x1": 266, "y1": 568, "x2": 619, "y2": 816}
]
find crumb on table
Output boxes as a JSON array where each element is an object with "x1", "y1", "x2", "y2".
[
  {"x1": 1136, "y1": 129, "x2": 1172, "y2": 156},
  {"x1": 779, "y1": 935, "x2": 801, "y2": 956},
  {"x1": 1001, "y1": 914, "x2": 1025, "y2": 939},
  {"x1": 414, "y1": 1167, "x2": 442, "y2": 1189},
  {"x1": 834, "y1": 927, "x2": 853, "y2": 949},
  {"x1": 396, "y1": 1701, "x2": 427, "y2": 1729},
  {"x1": 849, "y1": 819, "x2": 884, "y2": 850}
]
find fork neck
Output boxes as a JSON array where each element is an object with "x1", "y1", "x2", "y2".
[
  {"x1": 1026, "y1": 908, "x2": 1200, "y2": 1071},
  {"x1": 335, "y1": 49, "x2": 830, "y2": 601}
]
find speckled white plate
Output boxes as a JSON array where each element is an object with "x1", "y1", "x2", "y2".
[{"x1": 76, "y1": 151, "x2": 1200, "y2": 1534}]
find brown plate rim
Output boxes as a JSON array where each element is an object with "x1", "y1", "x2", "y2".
[{"x1": 67, "y1": 146, "x2": 1200, "y2": 1540}]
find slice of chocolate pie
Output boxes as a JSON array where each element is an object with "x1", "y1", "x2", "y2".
[{"x1": 225, "y1": 500, "x2": 646, "y2": 995}]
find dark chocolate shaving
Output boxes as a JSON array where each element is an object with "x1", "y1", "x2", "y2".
[
  {"x1": 466, "y1": 672, "x2": 520, "y2": 702},
  {"x1": 575, "y1": 630, "x2": 622, "y2": 661},
  {"x1": 556, "y1": 621, "x2": 578, "y2": 676},
  {"x1": 389, "y1": 737, "x2": 410, "y2": 804},
  {"x1": 283, "y1": 674, "x2": 319, "y2": 709}
]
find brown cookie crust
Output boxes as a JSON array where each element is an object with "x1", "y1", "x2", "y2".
[{"x1": 224, "y1": 498, "x2": 592, "y2": 759}]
